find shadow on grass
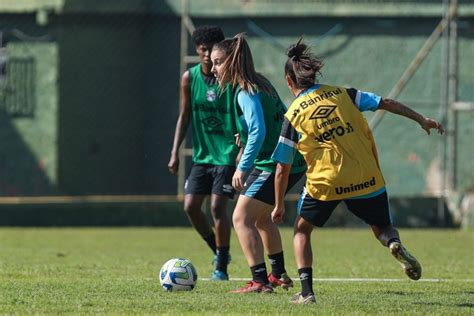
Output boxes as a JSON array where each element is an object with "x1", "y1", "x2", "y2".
[
  {"x1": 413, "y1": 301, "x2": 474, "y2": 309},
  {"x1": 456, "y1": 303, "x2": 474, "y2": 308}
]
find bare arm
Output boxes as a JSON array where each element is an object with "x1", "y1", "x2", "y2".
[
  {"x1": 235, "y1": 139, "x2": 244, "y2": 165},
  {"x1": 378, "y1": 98, "x2": 444, "y2": 135},
  {"x1": 272, "y1": 162, "x2": 292, "y2": 224},
  {"x1": 168, "y1": 71, "x2": 191, "y2": 175}
]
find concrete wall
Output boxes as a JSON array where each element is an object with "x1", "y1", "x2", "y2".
[
  {"x1": 0, "y1": 2, "x2": 473, "y2": 197},
  {"x1": 0, "y1": 15, "x2": 58, "y2": 196}
]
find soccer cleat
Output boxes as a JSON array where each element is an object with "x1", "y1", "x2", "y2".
[
  {"x1": 268, "y1": 272, "x2": 294, "y2": 290},
  {"x1": 229, "y1": 281, "x2": 274, "y2": 294},
  {"x1": 210, "y1": 269, "x2": 229, "y2": 281},
  {"x1": 389, "y1": 241, "x2": 422, "y2": 280},
  {"x1": 210, "y1": 253, "x2": 231, "y2": 281},
  {"x1": 290, "y1": 292, "x2": 317, "y2": 304}
]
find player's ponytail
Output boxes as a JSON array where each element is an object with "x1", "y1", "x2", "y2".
[
  {"x1": 285, "y1": 37, "x2": 324, "y2": 90},
  {"x1": 214, "y1": 33, "x2": 273, "y2": 96}
]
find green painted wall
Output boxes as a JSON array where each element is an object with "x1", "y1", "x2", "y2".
[
  {"x1": 0, "y1": 5, "x2": 473, "y2": 197},
  {"x1": 57, "y1": 15, "x2": 148, "y2": 194},
  {"x1": 166, "y1": 0, "x2": 474, "y2": 17},
  {"x1": 3, "y1": 0, "x2": 473, "y2": 17},
  {"x1": 0, "y1": 41, "x2": 58, "y2": 196},
  {"x1": 56, "y1": 13, "x2": 181, "y2": 195}
]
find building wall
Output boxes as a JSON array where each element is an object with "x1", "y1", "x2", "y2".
[
  {"x1": 0, "y1": 13, "x2": 58, "y2": 195},
  {"x1": 0, "y1": 2, "x2": 473, "y2": 196}
]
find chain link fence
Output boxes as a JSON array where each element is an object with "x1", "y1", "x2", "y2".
[{"x1": 0, "y1": 0, "x2": 473, "y2": 200}]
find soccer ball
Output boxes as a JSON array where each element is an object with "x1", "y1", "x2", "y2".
[{"x1": 159, "y1": 258, "x2": 197, "y2": 291}]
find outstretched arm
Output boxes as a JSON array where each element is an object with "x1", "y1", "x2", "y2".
[
  {"x1": 168, "y1": 71, "x2": 191, "y2": 175},
  {"x1": 378, "y1": 98, "x2": 444, "y2": 135}
]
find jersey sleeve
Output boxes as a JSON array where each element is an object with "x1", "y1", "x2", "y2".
[
  {"x1": 271, "y1": 118, "x2": 299, "y2": 165},
  {"x1": 237, "y1": 90, "x2": 266, "y2": 172},
  {"x1": 346, "y1": 88, "x2": 382, "y2": 112}
]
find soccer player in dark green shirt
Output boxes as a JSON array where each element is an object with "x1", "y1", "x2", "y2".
[
  {"x1": 168, "y1": 26, "x2": 238, "y2": 280},
  {"x1": 211, "y1": 33, "x2": 306, "y2": 293}
]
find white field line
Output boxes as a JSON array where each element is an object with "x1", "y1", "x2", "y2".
[{"x1": 200, "y1": 277, "x2": 474, "y2": 283}]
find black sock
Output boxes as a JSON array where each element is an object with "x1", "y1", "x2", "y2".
[
  {"x1": 298, "y1": 267, "x2": 313, "y2": 297},
  {"x1": 268, "y1": 251, "x2": 286, "y2": 278},
  {"x1": 387, "y1": 238, "x2": 401, "y2": 248},
  {"x1": 250, "y1": 262, "x2": 268, "y2": 284},
  {"x1": 215, "y1": 247, "x2": 230, "y2": 274},
  {"x1": 203, "y1": 233, "x2": 217, "y2": 254}
]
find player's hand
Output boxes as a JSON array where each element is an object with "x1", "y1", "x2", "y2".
[
  {"x1": 232, "y1": 169, "x2": 246, "y2": 191},
  {"x1": 271, "y1": 204, "x2": 285, "y2": 224},
  {"x1": 421, "y1": 118, "x2": 444, "y2": 135},
  {"x1": 168, "y1": 155, "x2": 179, "y2": 175}
]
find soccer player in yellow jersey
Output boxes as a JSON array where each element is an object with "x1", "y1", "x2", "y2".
[{"x1": 271, "y1": 39, "x2": 444, "y2": 304}]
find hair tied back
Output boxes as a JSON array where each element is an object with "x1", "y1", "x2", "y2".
[{"x1": 287, "y1": 36, "x2": 307, "y2": 60}]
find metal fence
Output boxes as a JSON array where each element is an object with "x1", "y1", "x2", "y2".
[{"x1": 0, "y1": 0, "x2": 472, "y2": 203}]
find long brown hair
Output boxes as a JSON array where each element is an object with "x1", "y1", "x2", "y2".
[
  {"x1": 284, "y1": 37, "x2": 324, "y2": 89},
  {"x1": 213, "y1": 33, "x2": 273, "y2": 95}
]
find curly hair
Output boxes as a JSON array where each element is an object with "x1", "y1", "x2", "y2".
[{"x1": 192, "y1": 25, "x2": 225, "y2": 46}]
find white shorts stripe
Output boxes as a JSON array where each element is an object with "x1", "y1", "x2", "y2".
[
  {"x1": 355, "y1": 90, "x2": 362, "y2": 108},
  {"x1": 278, "y1": 136, "x2": 296, "y2": 148}
]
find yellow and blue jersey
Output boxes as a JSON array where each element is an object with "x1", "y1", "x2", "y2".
[{"x1": 272, "y1": 84, "x2": 386, "y2": 201}]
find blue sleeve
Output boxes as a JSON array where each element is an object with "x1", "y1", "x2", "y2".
[
  {"x1": 271, "y1": 118, "x2": 298, "y2": 165},
  {"x1": 237, "y1": 91, "x2": 266, "y2": 172},
  {"x1": 347, "y1": 88, "x2": 382, "y2": 112}
]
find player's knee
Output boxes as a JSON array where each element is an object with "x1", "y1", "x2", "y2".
[
  {"x1": 232, "y1": 210, "x2": 252, "y2": 229},
  {"x1": 232, "y1": 212, "x2": 243, "y2": 229},
  {"x1": 294, "y1": 217, "x2": 314, "y2": 236},
  {"x1": 183, "y1": 203, "x2": 201, "y2": 216},
  {"x1": 210, "y1": 206, "x2": 226, "y2": 221},
  {"x1": 293, "y1": 230, "x2": 311, "y2": 246}
]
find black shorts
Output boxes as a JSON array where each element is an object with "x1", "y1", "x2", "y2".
[
  {"x1": 241, "y1": 169, "x2": 304, "y2": 206},
  {"x1": 185, "y1": 164, "x2": 236, "y2": 198},
  {"x1": 297, "y1": 188, "x2": 392, "y2": 227}
]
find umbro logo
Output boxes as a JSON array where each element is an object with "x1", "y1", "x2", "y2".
[
  {"x1": 202, "y1": 116, "x2": 223, "y2": 128},
  {"x1": 299, "y1": 273, "x2": 310, "y2": 280},
  {"x1": 309, "y1": 105, "x2": 337, "y2": 120}
]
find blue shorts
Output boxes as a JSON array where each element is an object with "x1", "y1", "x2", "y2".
[
  {"x1": 241, "y1": 168, "x2": 304, "y2": 206},
  {"x1": 297, "y1": 188, "x2": 392, "y2": 227}
]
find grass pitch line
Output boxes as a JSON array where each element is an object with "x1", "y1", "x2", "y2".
[{"x1": 200, "y1": 277, "x2": 474, "y2": 283}]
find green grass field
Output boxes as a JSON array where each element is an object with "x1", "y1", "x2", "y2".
[{"x1": 0, "y1": 227, "x2": 473, "y2": 314}]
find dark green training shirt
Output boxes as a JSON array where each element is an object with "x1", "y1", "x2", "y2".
[
  {"x1": 189, "y1": 64, "x2": 238, "y2": 165},
  {"x1": 233, "y1": 85, "x2": 306, "y2": 174}
]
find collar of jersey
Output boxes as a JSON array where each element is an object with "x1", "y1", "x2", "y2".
[{"x1": 297, "y1": 84, "x2": 321, "y2": 98}]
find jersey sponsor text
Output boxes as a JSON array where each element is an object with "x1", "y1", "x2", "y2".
[{"x1": 335, "y1": 177, "x2": 376, "y2": 195}]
